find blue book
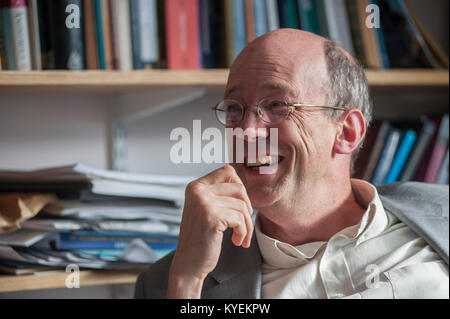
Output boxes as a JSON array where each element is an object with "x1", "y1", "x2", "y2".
[
  {"x1": 297, "y1": 0, "x2": 320, "y2": 34},
  {"x1": 58, "y1": 231, "x2": 178, "y2": 251},
  {"x1": 253, "y1": 0, "x2": 268, "y2": 38},
  {"x1": 232, "y1": 0, "x2": 247, "y2": 58},
  {"x1": 1, "y1": 5, "x2": 15, "y2": 69},
  {"x1": 384, "y1": 129, "x2": 417, "y2": 184},
  {"x1": 371, "y1": 128, "x2": 401, "y2": 186},
  {"x1": 371, "y1": 0, "x2": 390, "y2": 69}
]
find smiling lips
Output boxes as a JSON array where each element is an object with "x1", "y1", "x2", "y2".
[{"x1": 245, "y1": 155, "x2": 282, "y2": 168}]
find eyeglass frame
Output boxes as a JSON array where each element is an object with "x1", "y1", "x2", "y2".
[{"x1": 211, "y1": 98, "x2": 347, "y2": 126}]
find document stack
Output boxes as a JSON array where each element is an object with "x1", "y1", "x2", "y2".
[{"x1": 0, "y1": 163, "x2": 194, "y2": 274}]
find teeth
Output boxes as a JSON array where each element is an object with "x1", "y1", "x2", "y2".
[{"x1": 246, "y1": 155, "x2": 276, "y2": 167}]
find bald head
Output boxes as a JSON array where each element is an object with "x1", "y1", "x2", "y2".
[{"x1": 226, "y1": 29, "x2": 335, "y2": 106}]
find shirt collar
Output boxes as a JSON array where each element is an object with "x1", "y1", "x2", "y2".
[{"x1": 255, "y1": 179, "x2": 389, "y2": 268}]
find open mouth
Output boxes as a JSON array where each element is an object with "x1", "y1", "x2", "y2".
[{"x1": 245, "y1": 155, "x2": 284, "y2": 169}]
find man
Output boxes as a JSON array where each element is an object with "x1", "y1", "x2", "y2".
[{"x1": 135, "y1": 29, "x2": 449, "y2": 299}]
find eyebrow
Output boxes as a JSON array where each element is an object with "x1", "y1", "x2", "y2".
[{"x1": 224, "y1": 82, "x2": 298, "y2": 99}]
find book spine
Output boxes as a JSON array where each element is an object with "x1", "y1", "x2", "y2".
[
  {"x1": 26, "y1": 0, "x2": 41, "y2": 70},
  {"x1": 83, "y1": 0, "x2": 99, "y2": 69},
  {"x1": 138, "y1": 0, "x2": 159, "y2": 68},
  {"x1": 323, "y1": 0, "x2": 355, "y2": 56},
  {"x1": 110, "y1": 0, "x2": 133, "y2": 70},
  {"x1": 232, "y1": 0, "x2": 247, "y2": 59},
  {"x1": 165, "y1": 0, "x2": 201, "y2": 69},
  {"x1": 371, "y1": 128, "x2": 401, "y2": 186},
  {"x1": 346, "y1": 0, "x2": 366, "y2": 65},
  {"x1": 362, "y1": 121, "x2": 390, "y2": 181},
  {"x1": 9, "y1": 0, "x2": 31, "y2": 70},
  {"x1": 399, "y1": 119, "x2": 436, "y2": 182},
  {"x1": 384, "y1": 129, "x2": 416, "y2": 184},
  {"x1": 199, "y1": 0, "x2": 215, "y2": 68},
  {"x1": 437, "y1": 149, "x2": 449, "y2": 185},
  {"x1": 265, "y1": 0, "x2": 279, "y2": 31},
  {"x1": 297, "y1": 0, "x2": 320, "y2": 34},
  {"x1": 59, "y1": 232, "x2": 178, "y2": 250},
  {"x1": 129, "y1": 0, "x2": 143, "y2": 69},
  {"x1": 356, "y1": 0, "x2": 381, "y2": 68},
  {"x1": 94, "y1": 0, "x2": 106, "y2": 69},
  {"x1": 371, "y1": 0, "x2": 389, "y2": 68},
  {"x1": 424, "y1": 114, "x2": 449, "y2": 183},
  {"x1": 244, "y1": 0, "x2": 255, "y2": 43},
  {"x1": 253, "y1": 0, "x2": 268, "y2": 38},
  {"x1": 0, "y1": 10, "x2": 5, "y2": 70},
  {"x1": 1, "y1": 1, "x2": 15, "y2": 69},
  {"x1": 48, "y1": 0, "x2": 85, "y2": 70},
  {"x1": 100, "y1": 0, "x2": 114, "y2": 70}
]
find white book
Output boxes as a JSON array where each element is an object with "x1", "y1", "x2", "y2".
[
  {"x1": 9, "y1": 0, "x2": 31, "y2": 70},
  {"x1": 26, "y1": 0, "x2": 41, "y2": 70},
  {"x1": 111, "y1": 0, "x2": 133, "y2": 70},
  {"x1": 139, "y1": 0, "x2": 159, "y2": 64},
  {"x1": 265, "y1": 0, "x2": 279, "y2": 31},
  {"x1": 323, "y1": 0, "x2": 355, "y2": 56}
]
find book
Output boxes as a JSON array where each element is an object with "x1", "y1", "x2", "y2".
[
  {"x1": 378, "y1": 0, "x2": 440, "y2": 68},
  {"x1": 7, "y1": 0, "x2": 31, "y2": 70},
  {"x1": 384, "y1": 129, "x2": 417, "y2": 184},
  {"x1": 297, "y1": 0, "x2": 320, "y2": 34},
  {"x1": 371, "y1": 0, "x2": 390, "y2": 68},
  {"x1": 399, "y1": 118, "x2": 436, "y2": 182},
  {"x1": 130, "y1": 0, "x2": 159, "y2": 70},
  {"x1": 362, "y1": 121, "x2": 391, "y2": 181},
  {"x1": 0, "y1": 11, "x2": 5, "y2": 70},
  {"x1": 356, "y1": 0, "x2": 382, "y2": 68},
  {"x1": 323, "y1": 0, "x2": 355, "y2": 56},
  {"x1": 253, "y1": 0, "x2": 268, "y2": 38},
  {"x1": 353, "y1": 121, "x2": 381, "y2": 179},
  {"x1": 26, "y1": 0, "x2": 41, "y2": 70},
  {"x1": 346, "y1": 0, "x2": 366, "y2": 65},
  {"x1": 47, "y1": 0, "x2": 85, "y2": 70},
  {"x1": 1, "y1": 0, "x2": 15, "y2": 69},
  {"x1": 265, "y1": 0, "x2": 279, "y2": 31},
  {"x1": 199, "y1": 0, "x2": 216, "y2": 68},
  {"x1": 277, "y1": 0, "x2": 299, "y2": 29},
  {"x1": 57, "y1": 230, "x2": 178, "y2": 251},
  {"x1": 165, "y1": 0, "x2": 201, "y2": 69},
  {"x1": 437, "y1": 148, "x2": 449, "y2": 185},
  {"x1": 371, "y1": 128, "x2": 401, "y2": 186},
  {"x1": 110, "y1": 0, "x2": 133, "y2": 70},
  {"x1": 83, "y1": 0, "x2": 99, "y2": 69},
  {"x1": 424, "y1": 114, "x2": 449, "y2": 183},
  {"x1": 244, "y1": 0, "x2": 255, "y2": 43}
]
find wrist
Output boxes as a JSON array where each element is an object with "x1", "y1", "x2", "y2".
[{"x1": 167, "y1": 271, "x2": 205, "y2": 299}]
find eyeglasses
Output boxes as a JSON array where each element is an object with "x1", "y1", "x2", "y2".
[{"x1": 212, "y1": 98, "x2": 346, "y2": 126}]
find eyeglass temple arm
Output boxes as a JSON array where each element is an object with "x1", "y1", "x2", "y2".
[{"x1": 292, "y1": 103, "x2": 347, "y2": 111}]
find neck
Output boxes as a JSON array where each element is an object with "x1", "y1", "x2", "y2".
[{"x1": 257, "y1": 178, "x2": 366, "y2": 246}]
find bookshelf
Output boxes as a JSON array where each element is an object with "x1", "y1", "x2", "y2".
[
  {"x1": 0, "y1": 269, "x2": 142, "y2": 293},
  {"x1": 0, "y1": 69, "x2": 448, "y2": 92}
]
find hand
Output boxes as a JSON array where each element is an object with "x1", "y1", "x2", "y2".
[{"x1": 166, "y1": 165, "x2": 253, "y2": 298}]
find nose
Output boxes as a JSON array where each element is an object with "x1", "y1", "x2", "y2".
[{"x1": 238, "y1": 105, "x2": 270, "y2": 142}]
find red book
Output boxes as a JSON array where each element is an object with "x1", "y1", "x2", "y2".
[
  {"x1": 424, "y1": 114, "x2": 449, "y2": 183},
  {"x1": 165, "y1": 0, "x2": 200, "y2": 69}
]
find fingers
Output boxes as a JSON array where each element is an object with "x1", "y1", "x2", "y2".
[
  {"x1": 210, "y1": 183, "x2": 253, "y2": 216},
  {"x1": 213, "y1": 196, "x2": 254, "y2": 248},
  {"x1": 218, "y1": 208, "x2": 250, "y2": 247},
  {"x1": 199, "y1": 165, "x2": 243, "y2": 186}
]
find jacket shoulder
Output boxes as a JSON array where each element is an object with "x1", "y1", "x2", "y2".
[
  {"x1": 134, "y1": 251, "x2": 175, "y2": 299},
  {"x1": 378, "y1": 181, "x2": 449, "y2": 217}
]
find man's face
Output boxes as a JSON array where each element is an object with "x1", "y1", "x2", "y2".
[{"x1": 226, "y1": 34, "x2": 339, "y2": 211}]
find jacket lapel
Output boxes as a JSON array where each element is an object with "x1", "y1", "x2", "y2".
[{"x1": 202, "y1": 229, "x2": 262, "y2": 298}]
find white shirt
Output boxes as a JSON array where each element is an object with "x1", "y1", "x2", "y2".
[{"x1": 255, "y1": 179, "x2": 449, "y2": 299}]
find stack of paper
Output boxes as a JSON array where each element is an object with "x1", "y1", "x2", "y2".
[{"x1": 0, "y1": 163, "x2": 195, "y2": 274}]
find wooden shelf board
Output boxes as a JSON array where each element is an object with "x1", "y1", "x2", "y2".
[
  {"x1": 0, "y1": 269, "x2": 142, "y2": 293},
  {"x1": 0, "y1": 69, "x2": 447, "y2": 92}
]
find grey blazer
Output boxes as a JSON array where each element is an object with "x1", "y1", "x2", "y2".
[{"x1": 134, "y1": 182, "x2": 449, "y2": 299}]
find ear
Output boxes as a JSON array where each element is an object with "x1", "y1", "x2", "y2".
[{"x1": 333, "y1": 109, "x2": 366, "y2": 155}]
